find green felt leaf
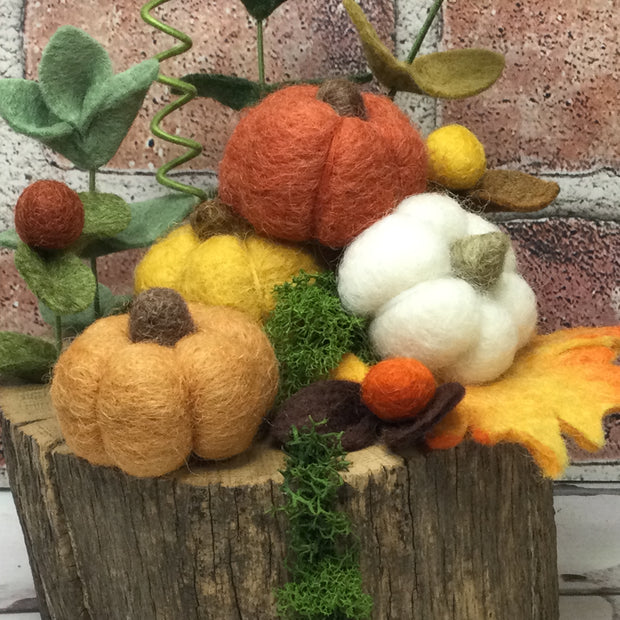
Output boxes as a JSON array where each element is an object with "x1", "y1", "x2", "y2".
[
  {"x1": 411, "y1": 49, "x2": 505, "y2": 99},
  {"x1": 0, "y1": 331, "x2": 57, "y2": 382},
  {"x1": 39, "y1": 283, "x2": 131, "y2": 335},
  {"x1": 240, "y1": 0, "x2": 288, "y2": 20},
  {"x1": 0, "y1": 79, "x2": 74, "y2": 140},
  {"x1": 182, "y1": 72, "x2": 374, "y2": 108},
  {"x1": 181, "y1": 74, "x2": 263, "y2": 110},
  {"x1": 78, "y1": 58, "x2": 160, "y2": 169},
  {"x1": 14, "y1": 243, "x2": 96, "y2": 315},
  {"x1": 79, "y1": 192, "x2": 132, "y2": 238},
  {"x1": 343, "y1": 0, "x2": 422, "y2": 93},
  {"x1": 0, "y1": 229, "x2": 19, "y2": 250},
  {"x1": 81, "y1": 193, "x2": 197, "y2": 257},
  {"x1": 38, "y1": 26, "x2": 113, "y2": 125}
]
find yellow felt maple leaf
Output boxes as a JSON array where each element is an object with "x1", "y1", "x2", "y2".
[{"x1": 426, "y1": 326, "x2": 620, "y2": 478}]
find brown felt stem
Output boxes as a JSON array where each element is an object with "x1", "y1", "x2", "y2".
[
  {"x1": 128, "y1": 288, "x2": 196, "y2": 347},
  {"x1": 316, "y1": 79, "x2": 367, "y2": 119}
]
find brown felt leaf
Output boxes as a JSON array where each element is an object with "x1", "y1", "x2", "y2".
[
  {"x1": 467, "y1": 169, "x2": 560, "y2": 212},
  {"x1": 342, "y1": 0, "x2": 422, "y2": 93},
  {"x1": 411, "y1": 49, "x2": 505, "y2": 99}
]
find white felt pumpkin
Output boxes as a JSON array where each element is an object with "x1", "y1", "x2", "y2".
[{"x1": 337, "y1": 193, "x2": 538, "y2": 384}]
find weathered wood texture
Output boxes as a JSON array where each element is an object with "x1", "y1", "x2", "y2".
[{"x1": 1, "y1": 385, "x2": 559, "y2": 620}]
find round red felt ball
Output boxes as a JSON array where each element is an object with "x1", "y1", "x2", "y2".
[
  {"x1": 14, "y1": 180, "x2": 85, "y2": 249},
  {"x1": 219, "y1": 84, "x2": 428, "y2": 248},
  {"x1": 361, "y1": 357, "x2": 437, "y2": 422}
]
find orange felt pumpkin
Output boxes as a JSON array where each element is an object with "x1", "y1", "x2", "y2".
[
  {"x1": 219, "y1": 80, "x2": 428, "y2": 248},
  {"x1": 50, "y1": 289, "x2": 279, "y2": 478}
]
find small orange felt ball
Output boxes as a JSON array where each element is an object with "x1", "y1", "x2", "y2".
[
  {"x1": 361, "y1": 357, "x2": 436, "y2": 421},
  {"x1": 14, "y1": 180, "x2": 84, "y2": 249},
  {"x1": 219, "y1": 81, "x2": 428, "y2": 248}
]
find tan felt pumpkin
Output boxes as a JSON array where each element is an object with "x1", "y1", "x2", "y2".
[{"x1": 50, "y1": 289, "x2": 278, "y2": 478}]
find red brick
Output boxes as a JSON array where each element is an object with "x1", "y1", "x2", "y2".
[{"x1": 441, "y1": 0, "x2": 619, "y2": 172}]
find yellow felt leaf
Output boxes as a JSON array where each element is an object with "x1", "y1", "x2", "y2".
[
  {"x1": 342, "y1": 0, "x2": 422, "y2": 93},
  {"x1": 411, "y1": 49, "x2": 505, "y2": 99},
  {"x1": 427, "y1": 326, "x2": 620, "y2": 478}
]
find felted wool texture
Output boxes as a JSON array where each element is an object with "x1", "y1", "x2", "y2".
[
  {"x1": 361, "y1": 357, "x2": 436, "y2": 421},
  {"x1": 50, "y1": 301, "x2": 279, "y2": 477},
  {"x1": 270, "y1": 380, "x2": 379, "y2": 452},
  {"x1": 337, "y1": 193, "x2": 537, "y2": 384},
  {"x1": 176, "y1": 304, "x2": 278, "y2": 460},
  {"x1": 329, "y1": 353, "x2": 370, "y2": 383},
  {"x1": 15, "y1": 180, "x2": 84, "y2": 249},
  {"x1": 426, "y1": 124, "x2": 487, "y2": 191},
  {"x1": 382, "y1": 382, "x2": 466, "y2": 451},
  {"x1": 426, "y1": 326, "x2": 620, "y2": 478},
  {"x1": 219, "y1": 84, "x2": 428, "y2": 248},
  {"x1": 468, "y1": 169, "x2": 560, "y2": 213},
  {"x1": 134, "y1": 224, "x2": 321, "y2": 323},
  {"x1": 96, "y1": 343, "x2": 192, "y2": 478}
]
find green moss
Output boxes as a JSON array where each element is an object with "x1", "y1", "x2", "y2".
[
  {"x1": 276, "y1": 422, "x2": 373, "y2": 620},
  {"x1": 265, "y1": 271, "x2": 376, "y2": 402}
]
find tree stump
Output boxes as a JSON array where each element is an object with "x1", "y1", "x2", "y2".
[{"x1": 1, "y1": 385, "x2": 559, "y2": 620}]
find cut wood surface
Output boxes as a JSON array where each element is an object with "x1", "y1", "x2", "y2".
[{"x1": 1, "y1": 385, "x2": 560, "y2": 620}]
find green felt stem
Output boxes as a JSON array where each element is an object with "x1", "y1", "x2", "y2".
[
  {"x1": 88, "y1": 169, "x2": 102, "y2": 318},
  {"x1": 55, "y1": 314, "x2": 63, "y2": 357},
  {"x1": 388, "y1": 0, "x2": 445, "y2": 98},
  {"x1": 89, "y1": 169, "x2": 97, "y2": 193},
  {"x1": 90, "y1": 257, "x2": 102, "y2": 319},
  {"x1": 141, "y1": 0, "x2": 207, "y2": 203},
  {"x1": 257, "y1": 19, "x2": 266, "y2": 90}
]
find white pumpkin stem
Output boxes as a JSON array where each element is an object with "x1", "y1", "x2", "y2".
[{"x1": 450, "y1": 232, "x2": 510, "y2": 291}]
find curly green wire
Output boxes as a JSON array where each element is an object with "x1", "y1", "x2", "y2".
[{"x1": 141, "y1": 0, "x2": 207, "y2": 203}]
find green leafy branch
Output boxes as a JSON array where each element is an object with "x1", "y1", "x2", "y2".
[
  {"x1": 276, "y1": 422, "x2": 372, "y2": 619},
  {"x1": 0, "y1": 26, "x2": 159, "y2": 171}
]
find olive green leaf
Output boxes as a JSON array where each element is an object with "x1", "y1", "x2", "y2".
[
  {"x1": 81, "y1": 193, "x2": 198, "y2": 257},
  {"x1": 0, "y1": 229, "x2": 19, "y2": 250},
  {"x1": 0, "y1": 331, "x2": 57, "y2": 382},
  {"x1": 411, "y1": 49, "x2": 505, "y2": 99},
  {"x1": 181, "y1": 72, "x2": 374, "y2": 110},
  {"x1": 465, "y1": 169, "x2": 560, "y2": 213},
  {"x1": 15, "y1": 243, "x2": 96, "y2": 315},
  {"x1": 343, "y1": 0, "x2": 422, "y2": 93},
  {"x1": 79, "y1": 192, "x2": 132, "y2": 238},
  {"x1": 39, "y1": 283, "x2": 131, "y2": 336},
  {"x1": 240, "y1": 0, "x2": 288, "y2": 20},
  {"x1": 181, "y1": 74, "x2": 263, "y2": 110}
]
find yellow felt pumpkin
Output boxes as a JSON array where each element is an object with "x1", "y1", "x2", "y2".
[
  {"x1": 50, "y1": 289, "x2": 279, "y2": 478},
  {"x1": 134, "y1": 224, "x2": 321, "y2": 323}
]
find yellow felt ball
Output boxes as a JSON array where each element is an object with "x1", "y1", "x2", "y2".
[
  {"x1": 329, "y1": 353, "x2": 370, "y2": 383},
  {"x1": 134, "y1": 224, "x2": 322, "y2": 323},
  {"x1": 426, "y1": 124, "x2": 486, "y2": 190}
]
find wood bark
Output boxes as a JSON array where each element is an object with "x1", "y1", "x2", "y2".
[{"x1": 1, "y1": 385, "x2": 559, "y2": 620}]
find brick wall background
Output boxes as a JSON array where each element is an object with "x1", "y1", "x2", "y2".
[{"x1": 0, "y1": 1, "x2": 618, "y2": 616}]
